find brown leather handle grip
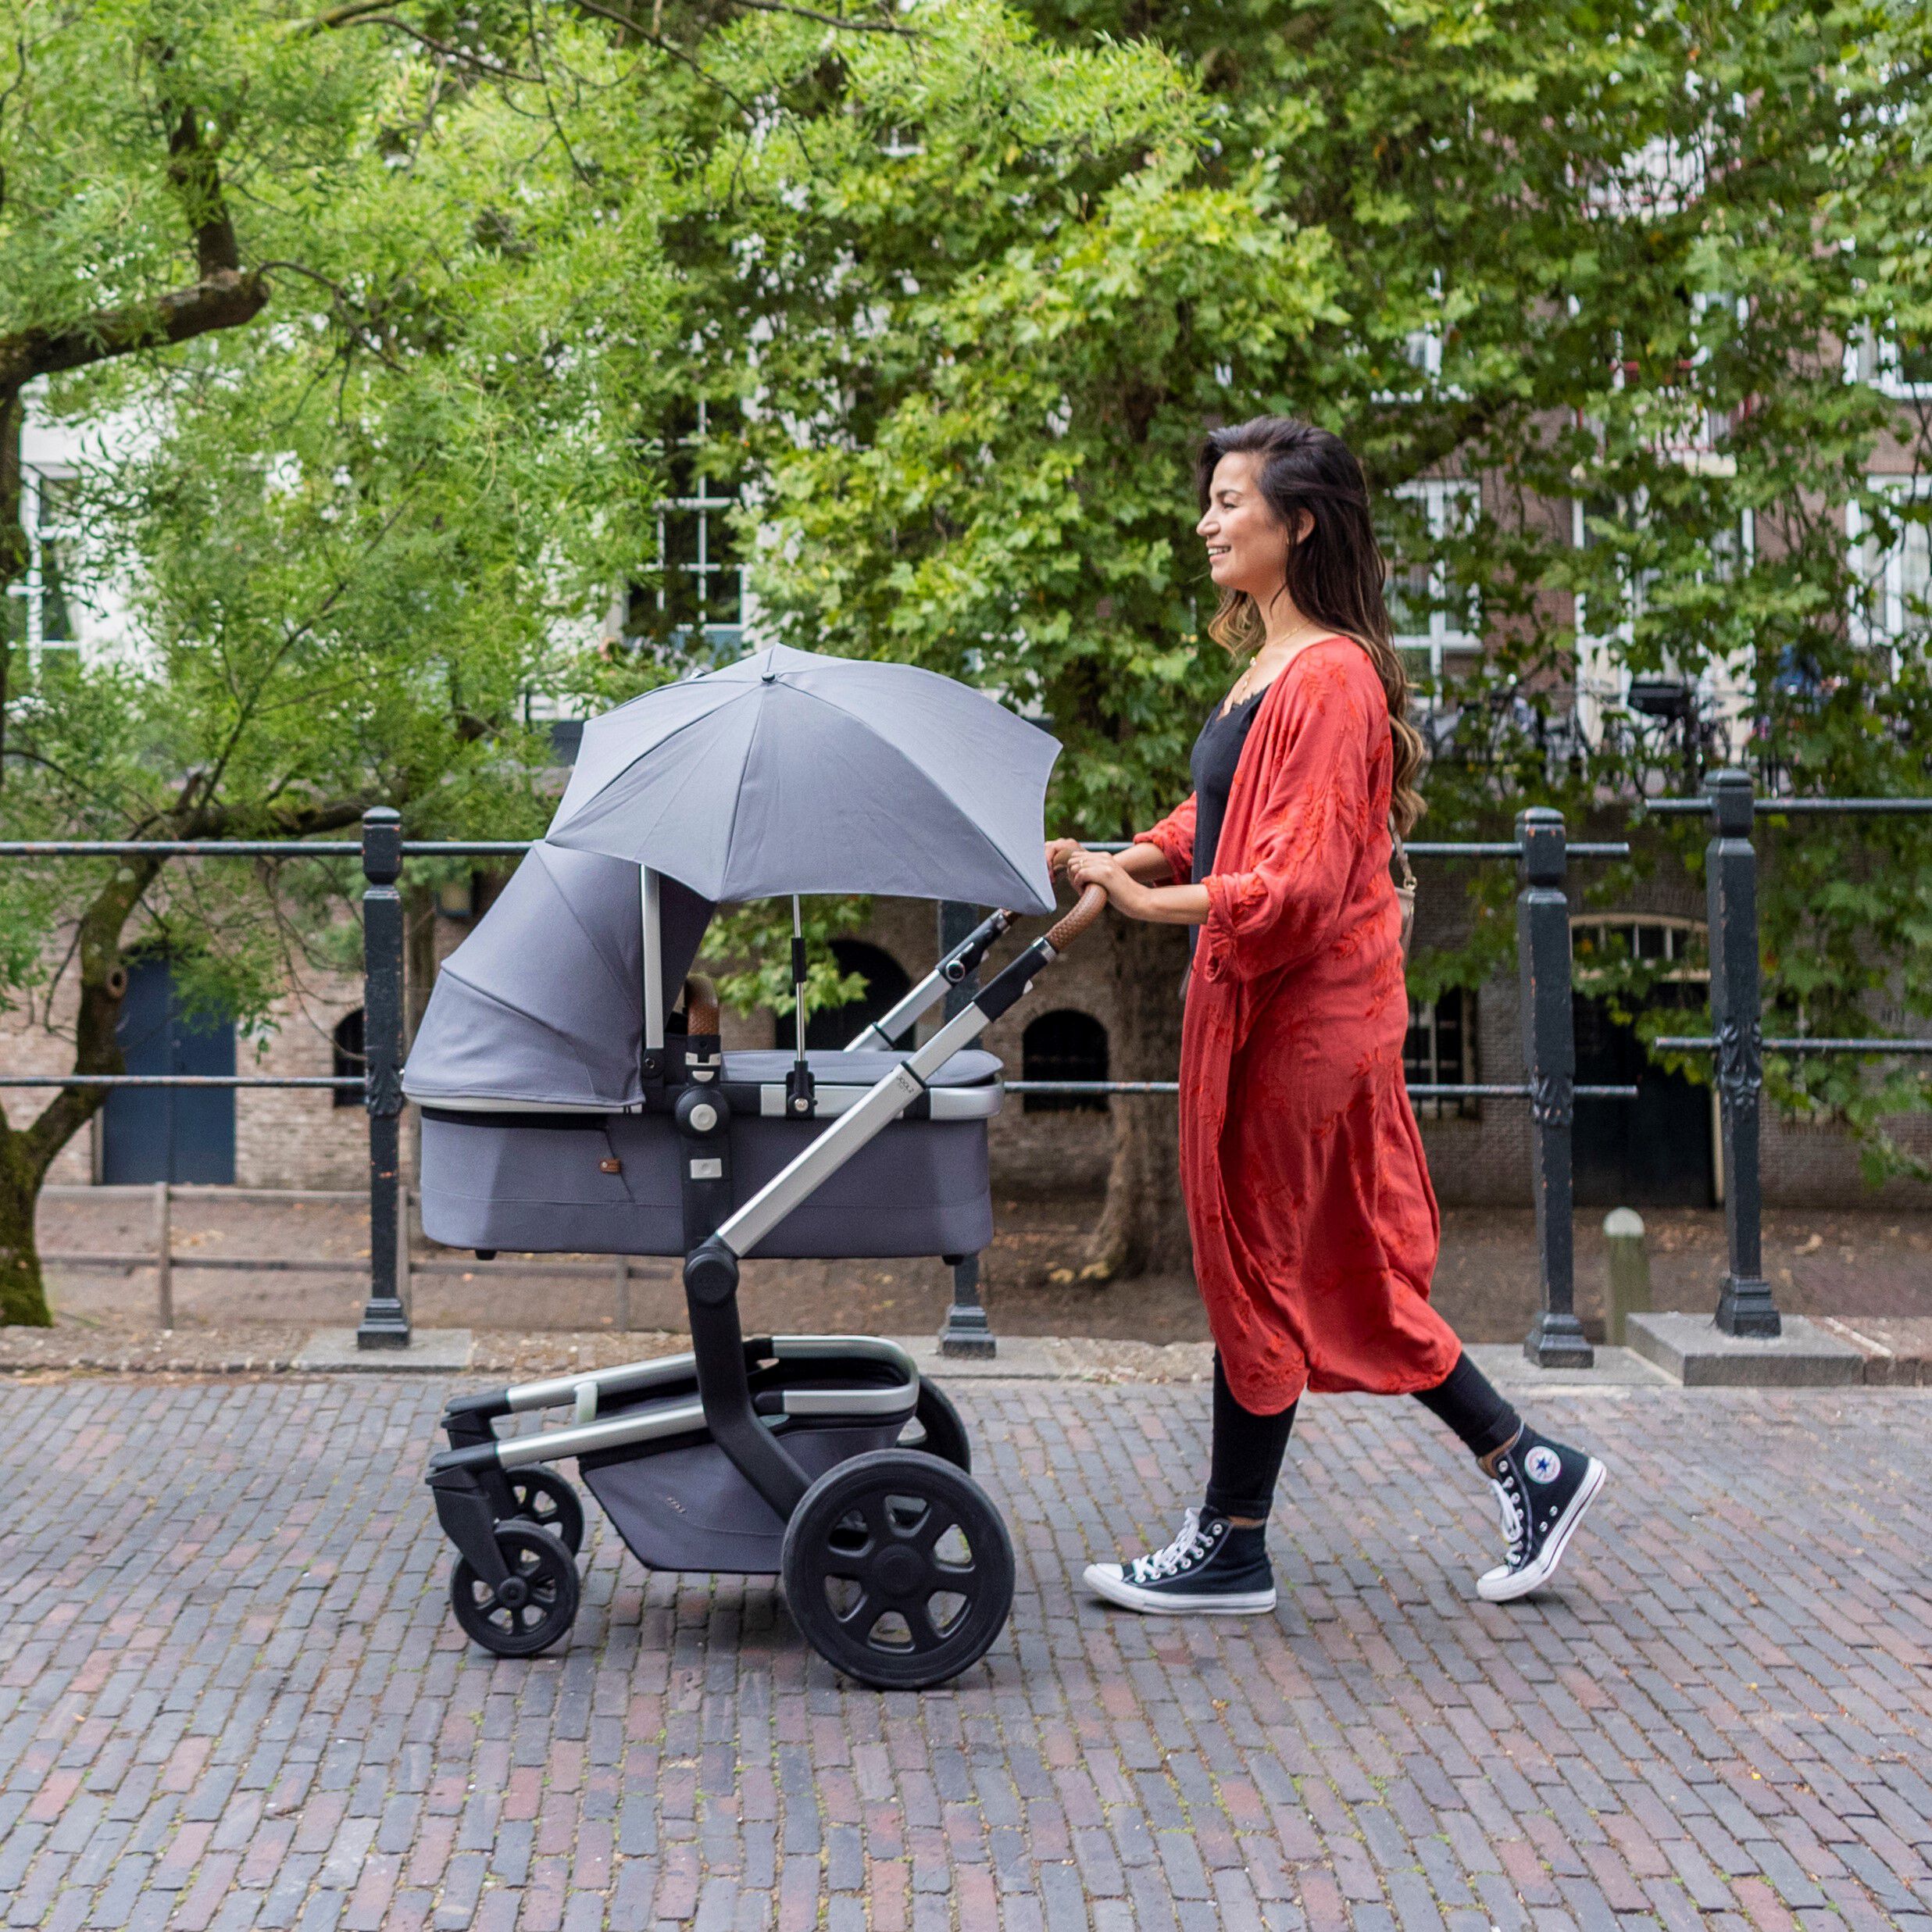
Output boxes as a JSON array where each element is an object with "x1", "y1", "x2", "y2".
[
  {"x1": 683, "y1": 974, "x2": 720, "y2": 1038},
  {"x1": 1045, "y1": 884, "x2": 1109, "y2": 954}
]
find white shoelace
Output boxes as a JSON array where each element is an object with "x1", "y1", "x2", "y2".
[
  {"x1": 1490, "y1": 1475, "x2": 1529, "y2": 1565},
  {"x1": 1130, "y1": 1509, "x2": 1214, "y2": 1583}
]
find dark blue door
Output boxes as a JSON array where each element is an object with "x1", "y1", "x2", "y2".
[{"x1": 100, "y1": 955, "x2": 236, "y2": 1184}]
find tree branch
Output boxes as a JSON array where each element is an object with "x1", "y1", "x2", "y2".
[
  {"x1": 0, "y1": 269, "x2": 268, "y2": 392},
  {"x1": 322, "y1": 14, "x2": 548, "y2": 82},
  {"x1": 573, "y1": 0, "x2": 914, "y2": 41},
  {"x1": 165, "y1": 102, "x2": 241, "y2": 282},
  {"x1": 17, "y1": 784, "x2": 387, "y2": 1173}
]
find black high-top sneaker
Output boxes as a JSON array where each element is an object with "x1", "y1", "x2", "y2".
[
  {"x1": 1477, "y1": 1427, "x2": 1608, "y2": 1602},
  {"x1": 1083, "y1": 1506, "x2": 1277, "y2": 1615}
]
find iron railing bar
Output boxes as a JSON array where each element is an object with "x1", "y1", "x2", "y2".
[
  {"x1": 1641, "y1": 797, "x2": 1932, "y2": 816},
  {"x1": 1084, "y1": 839, "x2": 1630, "y2": 860},
  {"x1": 1655, "y1": 1036, "x2": 1932, "y2": 1055},
  {"x1": 0, "y1": 838, "x2": 537, "y2": 858},
  {"x1": 0, "y1": 1075, "x2": 365, "y2": 1088},
  {"x1": 44, "y1": 1253, "x2": 370, "y2": 1274},
  {"x1": 399, "y1": 840, "x2": 536, "y2": 855},
  {"x1": 1008, "y1": 1080, "x2": 1639, "y2": 1098},
  {"x1": 0, "y1": 841, "x2": 363, "y2": 856}
]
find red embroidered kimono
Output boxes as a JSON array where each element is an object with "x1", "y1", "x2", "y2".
[{"x1": 1135, "y1": 637, "x2": 1460, "y2": 1413}]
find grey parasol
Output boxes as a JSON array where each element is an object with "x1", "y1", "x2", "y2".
[{"x1": 545, "y1": 644, "x2": 1060, "y2": 912}]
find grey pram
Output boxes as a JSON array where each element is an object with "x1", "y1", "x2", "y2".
[{"x1": 409, "y1": 782, "x2": 1103, "y2": 1689}]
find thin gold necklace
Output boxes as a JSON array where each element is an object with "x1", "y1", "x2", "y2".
[{"x1": 1225, "y1": 620, "x2": 1327, "y2": 712}]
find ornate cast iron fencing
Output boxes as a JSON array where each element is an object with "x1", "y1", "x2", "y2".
[
  {"x1": 13, "y1": 789, "x2": 1912, "y2": 1363},
  {"x1": 1645, "y1": 775, "x2": 1932, "y2": 1340}
]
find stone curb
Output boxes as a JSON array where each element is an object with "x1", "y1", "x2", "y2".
[{"x1": 3, "y1": 1323, "x2": 1930, "y2": 1386}]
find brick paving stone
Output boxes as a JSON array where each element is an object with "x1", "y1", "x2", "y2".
[{"x1": 2, "y1": 1375, "x2": 1931, "y2": 1928}]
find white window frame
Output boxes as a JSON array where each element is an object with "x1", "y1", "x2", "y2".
[
  {"x1": 1848, "y1": 473, "x2": 1930, "y2": 656},
  {"x1": 639, "y1": 401, "x2": 750, "y2": 659},
  {"x1": 5, "y1": 464, "x2": 81, "y2": 667},
  {"x1": 1405, "y1": 987, "x2": 1477, "y2": 1121},
  {"x1": 1570, "y1": 914, "x2": 1707, "y2": 984},
  {"x1": 1389, "y1": 479, "x2": 1480, "y2": 687},
  {"x1": 1847, "y1": 327, "x2": 1932, "y2": 404}
]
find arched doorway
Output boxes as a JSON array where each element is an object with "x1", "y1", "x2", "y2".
[
  {"x1": 1570, "y1": 916, "x2": 1715, "y2": 1208},
  {"x1": 100, "y1": 954, "x2": 237, "y2": 1184},
  {"x1": 805, "y1": 941, "x2": 912, "y2": 1051},
  {"x1": 1020, "y1": 1009, "x2": 1109, "y2": 1112}
]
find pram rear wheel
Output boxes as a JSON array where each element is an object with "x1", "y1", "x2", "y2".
[
  {"x1": 781, "y1": 1448, "x2": 1012, "y2": 1691},
  {"x1": 450, "y1": 1523, "x2": 580, "y2": 1658},
  {"x1": 506, "y1": 1466, "x2": 585, "y2": 1555},
  {"x1": 900, "y1": 1380, "x2": 971, "y2": 1473}
]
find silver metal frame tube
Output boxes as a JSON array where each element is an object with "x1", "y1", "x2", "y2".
[
  {"x1": 756, "y1": 1080, "x2": 1000, "y2": 1122},
  {"x1": 845, "y1": 968, "x2": 947, "y2": 1049},
  {"x1": 496, "y1": 1396, "x2": 707, "y2": 1468},
  {"x1": 773, "y1": 1335, "x2": 918, "y2": 1376},
  {"x1": 505, "y1": 1352, "x2": 698, "y2": 1414},
  {"x1": 641, "y1": 868, "x2": 664, "y2": 1054},
  {"x1": 504, "y1": 1334, "x2": 919, "y2": 1416},
  {"x1": 714, "y1": 1000, "x2": 994, "y2": 1258},
  {"x1": 780, "y1": 1374, "x2": 917, "y2": 1418}
]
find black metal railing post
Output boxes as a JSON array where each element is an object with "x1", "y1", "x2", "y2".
[
  {"x1": 1705, "y1": 770, "x2": 1779, "y2": 1336},
  {"x1": 358, "y1": 808, "x2": 411, "y2": 1348},
  {"x1": 937, "y1": 899, "x2": 995, "y2": 1359},
  {"x1": 1517, "y1": 807, "x2": 1592, "y2": 1368}
]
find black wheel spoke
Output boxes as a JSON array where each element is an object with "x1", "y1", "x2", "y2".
[
  {"x1": 903, "y1": 1601, "x2": 945, "y2": 1652},
  {"x1": 913, "y1": 1508, "x2": 958, "y2": 1556}
]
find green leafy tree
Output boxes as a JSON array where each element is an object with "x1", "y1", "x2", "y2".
[
  {"x1": 731, "y1": 0, "x2": 1932, "y2": 1204},
  {"x1": 1016, "y1": 0, "x2": 1932, "y2": 1166},
  {"x1": 677, "y1": 1, "x2": 1341, "y2": 1273},
  {"x1": 0, "y1": 0, "x2": 677, "y2": 1323}
]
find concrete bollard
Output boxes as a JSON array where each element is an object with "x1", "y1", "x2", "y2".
[{"x1": 1602, "y1": 1207, "x2": 1650, "y2": 1346}]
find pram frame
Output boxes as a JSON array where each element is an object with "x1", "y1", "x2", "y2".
[{"x1": 424, "y1": 874, "x2": 1102, "y2": 1684}]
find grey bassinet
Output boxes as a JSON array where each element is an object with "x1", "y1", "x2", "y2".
[{"x1": 403, "y1": 841, "x2": 1001, "y2": 1260}]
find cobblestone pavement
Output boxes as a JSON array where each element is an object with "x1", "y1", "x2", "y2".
[{"x1": 3, "y1": 1374, "x2": 1930, "y2": 1930}]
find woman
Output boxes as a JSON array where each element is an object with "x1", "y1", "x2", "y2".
[{"x1": 1051, "y1": 416, "x2": 1606, "y2": 1614}]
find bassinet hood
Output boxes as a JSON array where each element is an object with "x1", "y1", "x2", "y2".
[{"x1": 402, "y1": 842, "x2": 711, "y2": 1111}]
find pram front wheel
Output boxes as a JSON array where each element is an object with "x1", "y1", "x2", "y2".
[
  {"x1": 506, "y1": 1466, "x2": 585, "y2": 1555},
  {"x1": 450, "y1": 1523, "x2": 580, "y2": 1658},
  {"x1": 901, "y1": 1379, "x2": 971, "y2": 1473},
  {"x1": 781, "y1": 1448, "x2": 1013, "y2": 1691}
]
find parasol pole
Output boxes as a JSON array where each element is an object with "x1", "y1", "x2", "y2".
[{"x1": 786, "y1": 896, "x2": 815, "y2": 1117}]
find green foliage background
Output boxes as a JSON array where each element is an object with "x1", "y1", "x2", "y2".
[{"x1": 0, "y1": 0, "x2": 1929, "y2": 1324}]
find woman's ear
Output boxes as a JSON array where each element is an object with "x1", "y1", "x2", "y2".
[{"x1": 1295, "y1": 509, "x2": 1315, "y2": 543}]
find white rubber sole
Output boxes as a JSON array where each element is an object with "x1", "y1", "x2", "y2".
[
  {"x1": 1477, "y1": 1456, "x2": 1608, "y2": 1602},
  {"x1": 1082, "y1": 1562, "x2": 1277, "y2": 1616}
]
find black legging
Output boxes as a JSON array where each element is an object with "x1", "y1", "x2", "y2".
[{"x1": 1203, "y1": 1349, "x2": 1521, "y2": 1520}]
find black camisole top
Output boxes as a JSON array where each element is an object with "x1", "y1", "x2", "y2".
[{"x1": 1187, "y1": 687, "x2": 1266, "y2": 955}]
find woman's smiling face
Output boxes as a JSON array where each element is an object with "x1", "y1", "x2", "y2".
[{"x1": 1197, "y1": 451, "x2": 1287, "y2": 602}]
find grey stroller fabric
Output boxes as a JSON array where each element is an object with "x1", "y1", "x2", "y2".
[
  {"x1": 415, "y1": 1048, "x2": 1001, "y2": 1259},
  {"x1": 546, "y1": 643, "x2": 1061, "y2": 913},
  {"x1": 402, "y1": 843, "x2": 712, "y2": 1112},
  {"x1": 583, "y1": 1419, "x2": 911, "y2": 1573}
]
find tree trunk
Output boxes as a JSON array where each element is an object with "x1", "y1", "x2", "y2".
[
  {"x1": 1083, "y1": 913, "x2": 1194, "y2": 1280},
  {"x1": 0, "y1": 1130, "x2": 50, "y2": 1327},
  {"x1": 0, "y1": 384, "x2": 27, "y2": 784},
  {"x1": 404, "y1": 880, "x2": 439, "y2": 1045}
]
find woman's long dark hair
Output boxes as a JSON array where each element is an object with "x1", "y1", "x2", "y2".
[{"x1": 1195, "y1": 416, "x2": 1427, "y2": 834}]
